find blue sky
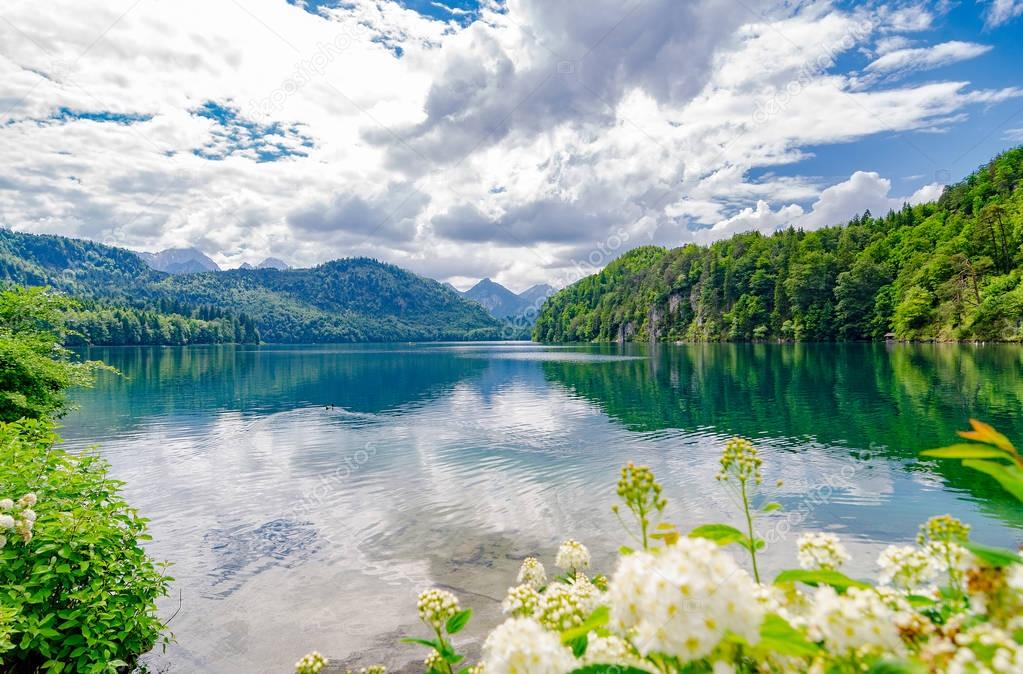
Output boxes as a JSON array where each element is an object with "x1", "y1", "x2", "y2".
[
  {"x1": 767, "y1": 0, "x2": 1023, "y2": 189},
  {"x1": 0, "y1": 0, "x2": 1021, "y2": 289}
]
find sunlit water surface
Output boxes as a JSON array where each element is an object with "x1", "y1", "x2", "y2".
[{"x1": 60, "y1": 342, "x2": 1023, "y2": 673}]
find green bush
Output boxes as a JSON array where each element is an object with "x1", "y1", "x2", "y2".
[
  {"x1": 0, "y1": 418, "x2": 171, "y2": 673},
  {"x1": 0, "y1": 287, "x2": 108, "y2": 423}
]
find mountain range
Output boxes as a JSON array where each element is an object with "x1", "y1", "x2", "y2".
[
  {"x1": 238, "y1": 257, "x2": 291, "y2": 271},
  {"x1": 138, "y1": 247, "x2": 220, "y2": 274},
  {"x1": 139, "y1": 247, "x2": 294, "y2": 274},
  {"x1": 458, "y1": 278, "x2": 555, "y2": 321},
  {"x1": 0, "y1": 230, "x2": 514, "y2": 343}
]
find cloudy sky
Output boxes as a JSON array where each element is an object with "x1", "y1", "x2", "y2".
[{"x1": 1, "y1": 0, "x2": 1022, "y2": 290}]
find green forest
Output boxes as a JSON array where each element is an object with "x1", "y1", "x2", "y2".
[
  {"x1": 0, "y1": 230, "x2": 508, "y2": 344},
  {"x1": 535, "y1": 146, "x2": 1023, "y2": 343},
  {"x1": 66, "y1": 299, "x2": 260, "y2": 346}
]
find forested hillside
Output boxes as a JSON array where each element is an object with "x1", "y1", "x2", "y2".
[
  {"x1": 66, "y1": 300, "x2": 260, "y2": 346},
  {"x1": 535, "y1": 146, "x2": 1023, "y2": 343},
  {"x1": 0, "y1": 230, "x2": 506, "y2": 343}
]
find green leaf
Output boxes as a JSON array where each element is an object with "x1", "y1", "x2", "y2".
[
  {"x1": 568, "y1": 666, "x2": 656, "y2": 674},
  {"x1": 688, "y1": 523, "x2": 747, "y2": 547},
  {"x1": 757, "y1": 613, "x2": 820, "y2": 657},
  {"x1": 569, "y1": 633, "x2": 588, "y2": 657},
  {"x1": 958, "y1": 419, "x2": 1017, "y2": 454},
  {"x1": 445, "y1": 608, "x2": 472, "y2": 635},
  {"x1": 961, "y1": 460, "x2": 1023, "y2": 503},
  {"x1": 905, "y1": 594, "x2": 937, "y2": 608},
  {"x1": 761, "y1": 502, "x2": 783, "y2": 513},
  {"x1": 920, "y1": 444, "x2": 1011, "y2": 460},
  {"x1": 963, "y1": 541, "x2": 1023, "y2": 567},
  {"x1": 773, "y1": 569, "x2": 869, "y2": 591},
  {"x1": 401, "y1": 637, "x2": 443, "y2": 650},
  {"x1": 865, "y1": 659, "x2": 926, "y2": 674},
  {"x1": 561, "y1": 605, "x2": 610, "y2": 644},
  {"x1": 618, "y1": 545, "x2": 634, "y2": 556}
]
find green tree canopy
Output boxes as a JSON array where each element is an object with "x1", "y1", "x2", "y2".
[{"x1": 0, "y1": 287, "x2": 107, "y2": 422}]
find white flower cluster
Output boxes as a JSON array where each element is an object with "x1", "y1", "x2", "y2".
[
  {"x1": 445, "y1": 527, "x2": 1023, "y2": 674},
  {"x1": 581, "y1": 634, "x2": 646, "y2": 668},
  {"x1": 877, "y1": 545, "x2": 940, "y2": 591},
  {"x1": 607, "y1": 538, "x2": 763, "y2": 661},
  {"x1": 0, "y1": 493, "x2": 38, "y2": 548},
  {"x1": 797, "y1": 532, "x2": 851, "y2": 571},
  {"x1": 503, "y1": 566, "x2": 601, "y2": 630},
  {"x1": 536, "y1": 584, "x2": 589, "y2": 631},
  {"x1": 516, "y1": 557, "x2": 546, "y2": 588},
  {"x1": 925, "y1": 541, "x2": 971, "y2": 575},
  {"x1": 555, "y1": 539, "x2": 590, "y2": 571},
  {"x1": 387, "y1": 453, "x2": 1023, "y2": 674},
  {"x1": 417, "y1": 589, "x2": 460, "y2": 630},
  {"x1": 808, "y1": 586, "x2": 905, "y2": 656},
  {"x1": 501, "y1": 584, "x2": 539, "y2": 618},
  {"x1": 294, "y1": 651, "x2": 327, "y2": 674},
  {"x1": 423, "y1": 649, "x2": 444, "y2": 671},
  {"x1": 482, "y1": 617, "x2": 575, "y2": 674},
  {"x1": 948, "y1": 623, "x2": 1023, "y2": 674}
]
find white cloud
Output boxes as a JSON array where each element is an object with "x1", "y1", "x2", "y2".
[
  {"x1": 693, "y1": 200, "x2": 805, "y2": 243},
  {"x1": 0, "y1": 0, "x2": 1017, "y2": 290},
  {"x1": 983, "y1": 0, "x2": 1023, "y2": 27},
  {"x1": 873, "y1": 35, "x2": 914, "y2": 56},
  {"x1": 693, "y1": 172, "x2": 947, "y2": 244},
  {"x1": 880, "y1": 5, "x2": 935, "y2": 32},
  {"x1": 865, "y1": 40, "x2": 992, "y2": 76},
  {"x1": 1006, "y1": 128, "x2": 1023, "y2": 141}
]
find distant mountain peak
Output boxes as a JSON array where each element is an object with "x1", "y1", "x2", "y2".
[
  {"x1": 139, "y1": 247, "x2": 220, "y2": 274},
  {"x1": 460, "y1": 277, "x2": 555, "y2": 322},
  {"x1": 517, "y1": 283, "x2": 556, "y2": 309},
  {"x1": 257, "y1": 257, "x2": 290, "y2": 270}
]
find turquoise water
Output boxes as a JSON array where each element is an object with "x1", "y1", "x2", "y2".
[{"x1": 60, "y1": 342, "x2": 1023, "y2": 673}]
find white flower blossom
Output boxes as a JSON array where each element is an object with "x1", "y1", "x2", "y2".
[
  {"x1": 516, "y1": 557, "x2": 547, "y2": 588},
  {"x1": 0, "y1": 515, "x2": 14, "y2": 530},
  {"x1": 294, "y1": 651, "x2": 327, "y2": 674},
  {"x1": 555, "y1": 540, "x2": 590, "y2": 571},
  {"x1": 0, "y1": 499, "x2": 13, "y2": 510},
  {"x1": 877, "y1": 545, "x2": 939, "y2": 591},
  {"x1": 424, "y1": 649, "x2": 444, "y2": 671},
  {"x1": 924, "y1": 541, "x2": 970, "y2": 575},
  {"x1": 808, "y1": 586, "x2": 904, "y2": 655},
  {"x1": 534, "y1": 585, "x2": 584, "y2": 632},
  {"x1": 582, "y1": 633, "x2": 649, "y2": 669},
  {"x1": 607, "y1": 538, "x2": 763, "y2": 662},
  {"x1": 1007, "y1": 564, "x2": 1023, "y2": 595},
  {"x1": 482, "y1": 618, "x2": 575, "y2": 674},
  {"x1": 797, "y1": 532, "x2": 851, "y2": 571},
  {"x1": 20, "y1": 509, "x2": 35, "y2": 523},
  {"x1": 417, "y1": 589, "x2": 460, "y2": 630},
  {"x1": 501, "y1": 585, "x2": 539, "y2": 618},
  {"x1": 948, "y1": 623, "x2": 1023, "y2": 674},
  {"x1": 17, "y1": 493, "x2": 36, "y2": 508}
]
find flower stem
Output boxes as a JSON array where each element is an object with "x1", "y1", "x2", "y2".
[{"x1": 741, "y1": 478, "x2": 761, "y2": 583}]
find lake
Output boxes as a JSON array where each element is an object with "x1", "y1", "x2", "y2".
[{"x1": 60, "y1": 342, "x2": 1023, "y2": 673}]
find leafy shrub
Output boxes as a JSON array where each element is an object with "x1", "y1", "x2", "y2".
[
  {"x1": 0, "y1": 418, "x2": 171, "y2": 673},
  {"x1": 0, "y1": 287, "x2": 108, "y2": 422}
]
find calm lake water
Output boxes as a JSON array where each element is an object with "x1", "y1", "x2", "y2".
[{"x1": 60, "y1": 342, "x2": 1023, "y2": 673}]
